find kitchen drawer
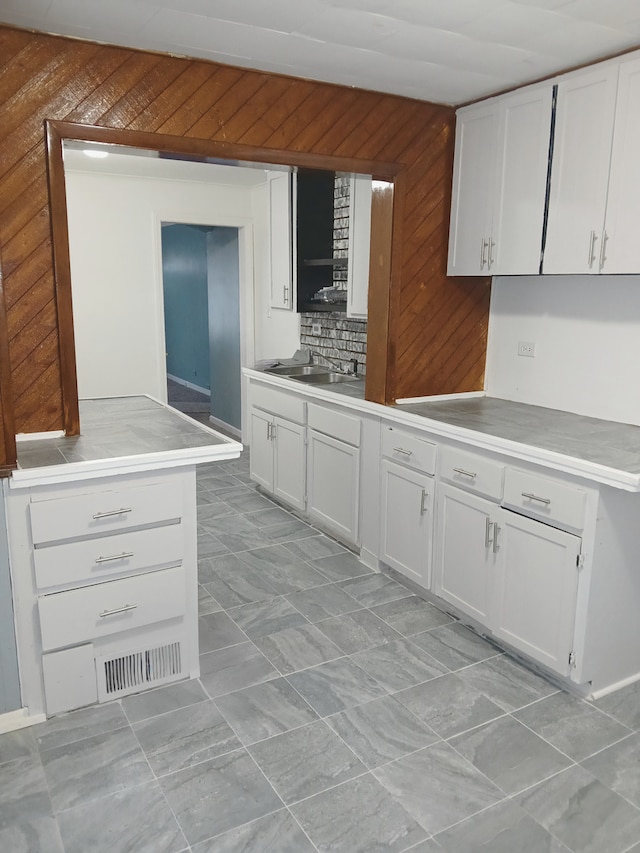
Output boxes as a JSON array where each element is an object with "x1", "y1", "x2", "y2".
[
  {"x1": 308, "y1": 402, "x2": 360, "y2": 447},
  {"x1": 381, "y1": 426, "x2": 436, "y2": 475},
  {"x1": 439, "y1": 445, "x2": 504, "y2": 500},
  {"x1": 33, "y1": 523, "x2": 183, "y2": 590},
  {"x1": 250, "y1": 383, "x2": 306, "y2": 424},
  {"x1": 29, "y1": 480, "x2": 183, "y2": 545},
  {"x1": 38, "y1": 566, "x2": 186, "y2": 651},
  {"x1": 503, "y1": 468, "x2": 586, "y2": 531}
]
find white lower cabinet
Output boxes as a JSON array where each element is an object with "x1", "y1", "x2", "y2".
[
  {"x1": 380, "y1": 460, "x2": 434, "y2": 587},
  {"x1": 249, "y1": 408, "x2": 306, "y2": 511},
  {"x1": 307, "y1": 430, "x2": 359, "y2": 544}
]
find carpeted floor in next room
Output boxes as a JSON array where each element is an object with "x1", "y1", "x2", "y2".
[{"x1": 2, "y1": 450, "x2": 640, "y2": 852}]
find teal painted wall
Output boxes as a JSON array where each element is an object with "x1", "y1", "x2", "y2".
[
  {"x1": 162, "y1": 224, "x2": 210, "y2": 391},
  {"x1": 207, "y1": 228, "x2": 241, "y2": 430}
]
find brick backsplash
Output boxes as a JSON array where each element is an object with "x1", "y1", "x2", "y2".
[{"x1": 300, "y1": 312, "x2": 367, "y2": 375}]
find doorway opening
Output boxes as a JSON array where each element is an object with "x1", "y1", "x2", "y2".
[{"x1": 161, "y1": 223, "x2": 241, "y2": 438}]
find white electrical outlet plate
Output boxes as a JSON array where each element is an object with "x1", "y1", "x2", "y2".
[
  {"x1": 312, "y1": 323, "x2": 321, "y2": 335},
  {"x1": 517, "y1": 341, "x2": 536, "y2": 357}
]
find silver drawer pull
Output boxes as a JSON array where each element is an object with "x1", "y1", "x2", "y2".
[
  {"x1": 393, "y1": 447, "x2": 413, "y2": 456},
  {"x1": 93, "y1": 507, "x2": 133, "y2": 520},
  {"x1": 485, "y1": 517, "x2": 494, "y2": 548},
  {"x1": 453, "y1": 467, "x2": 477, "y2": 479},
  {"x1": 521, "y1": 492, "x2": 551, "y2": 505},
  {"x1": 95, "y1": 552, "x2": 134, "y2": 564},
  {"x1": 99, "y1": 603, "x2": 138, "y2": 618}
]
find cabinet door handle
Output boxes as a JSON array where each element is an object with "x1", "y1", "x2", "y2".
[
  {"x1": 283, "y1": 285, "x2": 289, "y2": 305},
  {"x1": 393, "y1": 447, "x2": 413, "y2": 456},
  {"x1": 521, "y1": 492, "x2": 551, "y2": 505},
  {"x1": 487, "y1": 239, "x2": 495, "y2": 270},
  {"x1": 485, "y1": 517, "x2": 494, "y2": 548},
  {"x1": 492, "y1": 523, "x2": 500, "y2": 553},
  {"x1": 599, "y1": 230, "x2": 608, "y2": 271},
  {"x1": 480, "y1": 238, "x2": 488, "y2": 270},
  {"x1": 587, "y1": 230, "x2": 598, "y2": 269},
  {"x1": 453, "y1": 467, "x2": 476, "y2": 479},
  {"x1": 420, "y1": 488, "x2": 428, "y2": 515},
  {"x1": 99, "y1": 603, "x2": 138, "y2": 618},
  {"x1": 92, "y1": 507, "x2": 133, "y2": 520},
  {"x1": 95, "y1": 552, "x2": 134, "y2": 564}
]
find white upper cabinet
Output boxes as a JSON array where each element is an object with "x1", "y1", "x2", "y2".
[
  {"x1": 447, "y1": 103, "x2": 498, "y2": 276},
  {"x1": 543, "y1": 64, "x2": 618, "y2": 274},
  {"x1": 448, "y1": 84, "x2": 552, "y2": 277},
  {"x1": 267, "y1": 171, "x2": 294, "y2": 309},
  {"x1": 599, "y1": 55, "x2": 640, "y2": 273}
]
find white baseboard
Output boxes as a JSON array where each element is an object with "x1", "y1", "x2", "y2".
[
  {"x1": 167, "y1": 374, "x2": 210, "y2": 397},
  {"x1": 208, "y1": 414, "x2": 241, "y2": 439},
  {"x1": 359, "y1": 547, "x2": 381, "y2": 572},
  {"x1": 17, "y1": 431, "x2": 65, "y2": 443},
  {"x1": 0, "y1": 708, "x2": 47, "y2": 734}
]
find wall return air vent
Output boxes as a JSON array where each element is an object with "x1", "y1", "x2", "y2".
[{"x1": 96, "y1": 639, "x2": 184, "y2": 701}]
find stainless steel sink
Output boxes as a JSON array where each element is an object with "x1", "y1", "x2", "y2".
[
  {"x1": 291, "y1": 372, "x2": 358, "y2": 384},
  {"x1": 265, "y1": 364, "x2": 329, "y2": 376}
]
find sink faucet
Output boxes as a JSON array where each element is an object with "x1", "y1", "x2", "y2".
[{"x1": 307, "y1": 349, "x2": 358, "y2": 375}]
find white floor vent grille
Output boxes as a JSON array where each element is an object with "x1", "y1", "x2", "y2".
[{"x1": 96, "y1": 640, "x2": 184, "y2": 701}]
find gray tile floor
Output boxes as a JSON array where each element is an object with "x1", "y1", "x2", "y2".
[{"x1": 3, "y1": 452, "x2": 640, "y2": 852}]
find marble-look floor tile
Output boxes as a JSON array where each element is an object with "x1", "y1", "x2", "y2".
[
  {"x1": 41, "y1": 725, "x2": 154, "y2": 812},
  {"x1": 243, "y1": 506, "x2": 293, "y2": 528},
  {"x1": 254, "y1": 623, "x2": 344, "y2": 674},
  {"x1": 410, "y1": 623, "x2": 501, "y2": 672},
  {"x1": 338, "y1": 573, "x2": 410, "y2": 608},
  {"x1": 315, "y1": 609, "x2": 402, "y2": 654},
  {"x1": 223, "y1": 491, "x2": 276, "y2": 514},
  {"x1": 0, "y1": 727, "x2": 37, "y2": 765},
  {"x1": 199, "y1": 643, "x2": 278, "y2": 698},
  {"x1": 283, "y1": 535, "x2": 347, "y2": 562},
  {"x1": 192, "y1": 809, "x2": 315, "y2": 852},
  {"x1": 218, "y1": 519, "x2": 316, "y2": 553},
  {"x1": 285, "y1": 583, "x2": 360, "y2": 622},
  {"x1": 374, "y1": 742, "x2": 504, "y2": 835},
  {"x1": 0, "y1": 754, "x2": 64, "y2": 853},
  {"x1": 214, "y1": 678, "x2": 318, "y2": 745},
  {"x1": 326, "y1": 695, "x2": 439, "y2": 769},
  {"x1": 159, "y1": 748, "x2": 282, "y2": 846},
  {"x1": 198, "y1": 611, "x2": 248, "y2": 654},
  {"x1": 197, "y1": 499, "x2": 236, "y2": 520},
  {"x1": 232, "y1": 546, "x2": 328, "y2": 594},
  {"x1": 517, "y1": 764, "x2": 640, "y2": 853},
  {"x1": 287, "y1": 658, "x2": 388, "y2": 717},
  {"x1": 351, "y1": 637, "x2": 449, "y2": 692},
  {"x1": 198, "y1": 584, "x2": 223, "y2": 615},
  {"x1": 227, "y1": 597, "x2": 309, "y2": 640},
  {"x1": 57, "y1": 780, "x2": 186, "y2": 853},
  {"x1": 248, "y1": 720, "x2": 366, "y2": 804},
  {"x1": 122, "y1": 679, "x2": 208, "y2": 724},
  {"x1": 458, "y1": 655, "x2": 557, "y2": 712},
  {"x1": 201, "y1": 554, "x2": 279, "y2": 608},
  {"x1": 582, "y1": 733, "x2": 640, "y2": 808},
  {"x1": 449, "y1": 716, "x2": 572, "y2": 795},
  {"x1": 310, "y1": 551, "x2": 373, "y2": 582},
  {"x1": 395, "y1": 673, "x2": 505, "y2": 739},
  {"x1": 595, "y1": 680, "x2": 640, "y2": 730},
  {"x1": 197, "y1": 531, "x2": 230, "y2": 559},
  {"x1": 33, "y1": 702, "x2": 128, "y2": 752},
  {"x1": 291, "y1": 772, "x2": 428, "y2": 852},
  {"x1": 133, "y1": 701, "x2": 241, "y2": 775},
  {"x1": 514, "y1": 692, "x2": 631, "y2": 761},
  {"x1": 371, "y1": 596, "x2": 453, "y2": 636},
  {"x1": 435, "y1": 799, "x2": 570, "y2": 853}
]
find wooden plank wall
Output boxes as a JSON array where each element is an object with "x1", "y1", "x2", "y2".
[{"x1": 0, "y1": 24, "x2": 490, "y2": 450}]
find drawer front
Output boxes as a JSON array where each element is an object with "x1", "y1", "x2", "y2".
[
  {"x1": 381, "y1": 426, "x2": 436, "y2": 475},
  {"x1": 33, "y1": 524, "x2": 183, "y2": 590},
  {"x1": 250, "y1": 382, "x2": 306, "y2": 423},
  {"x1": 29, "y1": 481, "x2": 183, "y2": 545},
  {"x1": 308, "y1": 402, "x2": 360, "y2": 447},
  {"x1": 38, "y1": 566, "x2": 186, "y2": 651},
  {"x1": 503, "y1": 468, "x2": 586, "y2": 531},
  {"x1": 439, "y1": 445, "x2": 504, "y2": 500}
]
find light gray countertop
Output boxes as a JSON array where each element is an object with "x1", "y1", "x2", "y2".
[{"x1": 11, "y1": 396, "x2": 242, "y2": 488}]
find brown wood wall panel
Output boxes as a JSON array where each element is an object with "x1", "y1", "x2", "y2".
[{"x1": 0, "y1": 23, "x2": 490, "y2": 449}]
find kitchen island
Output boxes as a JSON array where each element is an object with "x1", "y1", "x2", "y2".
[{"x1": 4, "y1": 396, "x2": 242, "y2": 727}]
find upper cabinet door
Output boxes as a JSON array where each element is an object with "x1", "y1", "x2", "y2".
[
  {"x1": 601, "y1": 56, "x2": 640, "y2": 273},
  {"x1": 268, "y1": 172, "x2": 294, "y2": 310},
  {"x1": 490, "y1": 86, "x2": 553, "y2": 276},
  {"x1": 346, "y1": 174, "x2": 372, "y2": 319},
  {"x1": 543, "y1": 65, "x2": 618, "y2": 275},
  {"x1": 447, "y1": 103, "x2": 498, "y2": 276}
]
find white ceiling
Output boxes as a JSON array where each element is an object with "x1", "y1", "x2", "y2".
[{"x1": 3, "y1": 0, "x2": 640, "y2": 104}]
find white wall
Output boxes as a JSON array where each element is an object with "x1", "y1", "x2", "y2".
[
  {"x1": 64, "y1": 156, "x2": 299, "y2": 405},
  {"x1": 486, "y1": 274, "x2": 640, "y2": 425}
]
